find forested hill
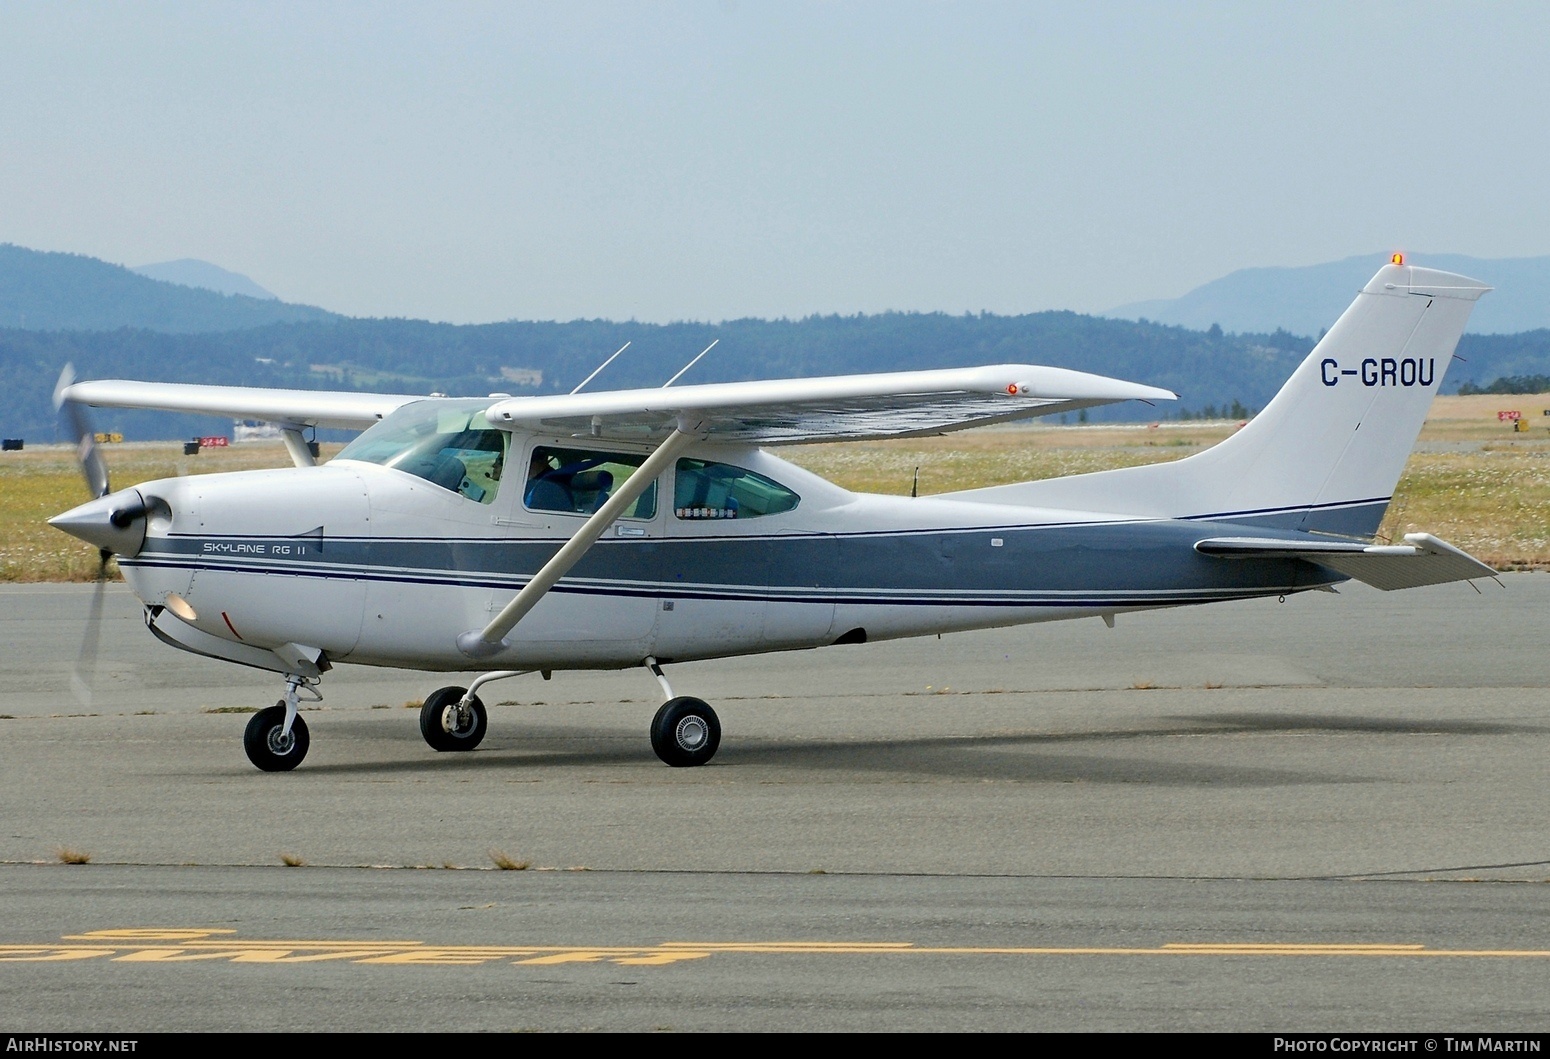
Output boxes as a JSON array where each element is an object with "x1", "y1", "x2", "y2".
[
  {"x1": 0, "y1": 244, "x2": 339, "y2": 332},
  {"x1": 0, "y1": 241, "x2": 1547, "y2": 441}
]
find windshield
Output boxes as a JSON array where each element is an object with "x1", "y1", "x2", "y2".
[{"x1": 336, "y1": 399, "x2": 508, "y2": 504}]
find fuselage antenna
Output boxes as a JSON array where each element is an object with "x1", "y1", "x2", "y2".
[
  {"x1": 663, "y1": 339, "x2": 719, "y2": 388},
  {"x1": 570, "y1": 342, "x2": 631, "y2": 395}
]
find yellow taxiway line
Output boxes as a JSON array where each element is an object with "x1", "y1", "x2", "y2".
[{"x1": 0, "y1": 930, "x2": 1543, "y2": 966}]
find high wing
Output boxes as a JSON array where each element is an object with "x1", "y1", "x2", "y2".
[
  {"x1": 484, "y1": 365, "x2": 1177, "y2": 444},
  {"x1": 58, "y1": 379, "x2": 426, "y2": 430},
  {"x1": 1194, "y1": 534, "x2": 1497, "y2": 591},
  {"x1": 60, "y1": 364, "x2": 1177, "y2": 444}
]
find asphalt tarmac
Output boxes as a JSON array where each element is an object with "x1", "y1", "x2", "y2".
[{"x1": 1, "y1": 577, "x2": 1548, "y2": 1032}]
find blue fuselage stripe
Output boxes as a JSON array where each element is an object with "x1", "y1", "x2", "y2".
[{"x1": 122, "y1": 514, "x2": 1343, "y2": 605}]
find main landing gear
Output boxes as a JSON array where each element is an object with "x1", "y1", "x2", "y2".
[
  {"x1": 419, "y1": 685, "x2": 489, "y2": 751},
  {"x1": 650, "y1": 696, "x2": 721, "y2": 767},
  {"x1": 645, "y1": 657, "x2": 720, "y2": 767},
  {"x1": 415, "y1": 658, "x2": 722, "y2": 767},
  {"x1": 240, "y1": 661, "x2": 724, "y2": 770},
  {"x1": 417, "y1": 668, "x2": 526, "y2": 753}
]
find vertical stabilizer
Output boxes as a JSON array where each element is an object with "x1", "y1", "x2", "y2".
[{"x1": 945, "y1": 262, "x2": 1490, "y2": 535}]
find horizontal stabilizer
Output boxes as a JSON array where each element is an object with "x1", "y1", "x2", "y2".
[{"x1": 1195, "y1": 533, "x2": 1496, "y2": 591}]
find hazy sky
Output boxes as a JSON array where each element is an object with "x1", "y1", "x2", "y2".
[{"x1": 3, "y1": 2, "x2": 1547, "y2": 323}]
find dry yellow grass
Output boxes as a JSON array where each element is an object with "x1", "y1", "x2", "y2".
[
  {"x1": 783, "y1": 422, "x2": 1228, "y2": 496},
  {"x1": 783, "y1": 394, "x2": 1550, "y2": 571},
  {"x1": 6, "y1": 396, "x2": 1548, "y2": 579},
  {"x1": 1377, "y1": 448, "x2": 1550, "y2": 570},
  {"x1": 0, "y1": 441, "x2": 342, "y2": 582}
]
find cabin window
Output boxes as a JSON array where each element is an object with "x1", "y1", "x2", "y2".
[
  {"x1": 673, "y1": 459, "x2": 800, "y2": 520},
  {"x1": 335, "y1": 400, "x2": 508, "y2": 504},
  {"x1": 524, "y1": 445, "x2": 658, "y2": 519}
]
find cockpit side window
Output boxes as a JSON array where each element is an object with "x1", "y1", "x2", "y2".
[
  {"x1": 524, "y1": 445, "x2": 658, "y2": 519},
  {"x1": 673, "y1": 459, "x2": 800, "y2": 520},
  {"x1": 334, "y1": 402, "x2": 508, "y2": 504}
]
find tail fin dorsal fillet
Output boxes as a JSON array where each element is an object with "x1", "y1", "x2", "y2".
[{"x1": 944, "y1": 262, "x2": 1490, "y2": 536}]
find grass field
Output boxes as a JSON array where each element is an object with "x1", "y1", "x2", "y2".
[{"x1": 5, "y1": 394, "x2": 1549, "y2": 581}]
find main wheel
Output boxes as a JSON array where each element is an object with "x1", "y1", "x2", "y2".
[
  {"x1": 243, "y1": 703, "x2": 310, "y2": 772},
  {"x1": 419, "y1": 686, "x2": 488, "y2": 752},
  {"x1": 650, "y1": 696, "x2": 720, "y2": 767}
]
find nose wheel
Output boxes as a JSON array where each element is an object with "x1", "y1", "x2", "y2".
[
  {"x1": 420, "y1": 686, "x2": 489, "y2": 751},
  {"x1": 244, "y1": 704, "x2": 311, "y2": 772},
  {"x1": 650, "y1": 696, "x2": 720, "y2": 767}
]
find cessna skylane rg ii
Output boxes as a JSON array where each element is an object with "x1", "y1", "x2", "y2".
[{"x1": 50, "y1": 259, "x2": 1496, "y2": 771}]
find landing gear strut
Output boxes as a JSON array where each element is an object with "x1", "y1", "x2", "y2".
[
  {"x1": 418, "y1": 670, "x2": 529, "y2": 752},
  {"x1": 243, "y1": 675, "x2": 318, "y2": 771},
  {"x1": 645, "y1": 657, "x2": 720, "y2": 767}
]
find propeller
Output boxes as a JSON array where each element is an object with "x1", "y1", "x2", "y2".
[
  {"x1": 69, "y1": 561, "x2": 109, "y2": 706},
  {"x1": 53, "y1": 364, "x2": 114, "y2": 705},
  {"x1": 54, "y1": 363, "x2": 111, "y2": 500}
]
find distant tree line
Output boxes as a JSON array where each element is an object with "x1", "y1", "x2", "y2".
[
  {"x1": 1174, "y1": 400, "x2": 1256, "y2": 422},
  {"x1": 1457, "y1": 374, "x2": 1550, "y2": 395},
  {"x1": 4, "y1": 312, "x2": 1550, "y2": 441}
]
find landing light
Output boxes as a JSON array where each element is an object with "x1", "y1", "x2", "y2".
[{"x1": 163, "y1": 593, "x2": 197, "y2": 621}]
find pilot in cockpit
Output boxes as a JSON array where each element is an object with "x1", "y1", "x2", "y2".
[{"x1": 524, "y1": 450, "x2": 572, "y2": 511}]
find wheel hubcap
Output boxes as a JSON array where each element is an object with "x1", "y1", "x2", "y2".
[
  {"x1": 674, "y1": 715, "x2": 708, "y2": 751},
  {"x1": 266, "y1": 727, "x2": 295, "y2": 756}
]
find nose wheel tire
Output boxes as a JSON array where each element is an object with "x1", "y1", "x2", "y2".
[
  {"x1": 420, "y1": 686, "x2": 488, "y2": 752},
  {"x1": 243, "y1": 703, "x2": 311, "y2": 772},
  {"x1": 650, "y1": 696, "x2": 720, "y2": 767}
]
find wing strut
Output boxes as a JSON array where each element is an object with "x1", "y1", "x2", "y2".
[
  {"x1": 455, "y1": 422, "x2": 701, "y2": 659},
  {"x1": 279, "y1": 426, "x2": 317, "y2": 468}
]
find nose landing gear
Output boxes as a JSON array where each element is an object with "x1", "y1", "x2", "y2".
[{"x1": 243, "y1": 675, "x2": 320, "y2": 772}]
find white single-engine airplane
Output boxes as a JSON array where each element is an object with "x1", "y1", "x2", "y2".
[{"x1": 50, "y1": 259, "x2": 1496, "y2": 771}]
